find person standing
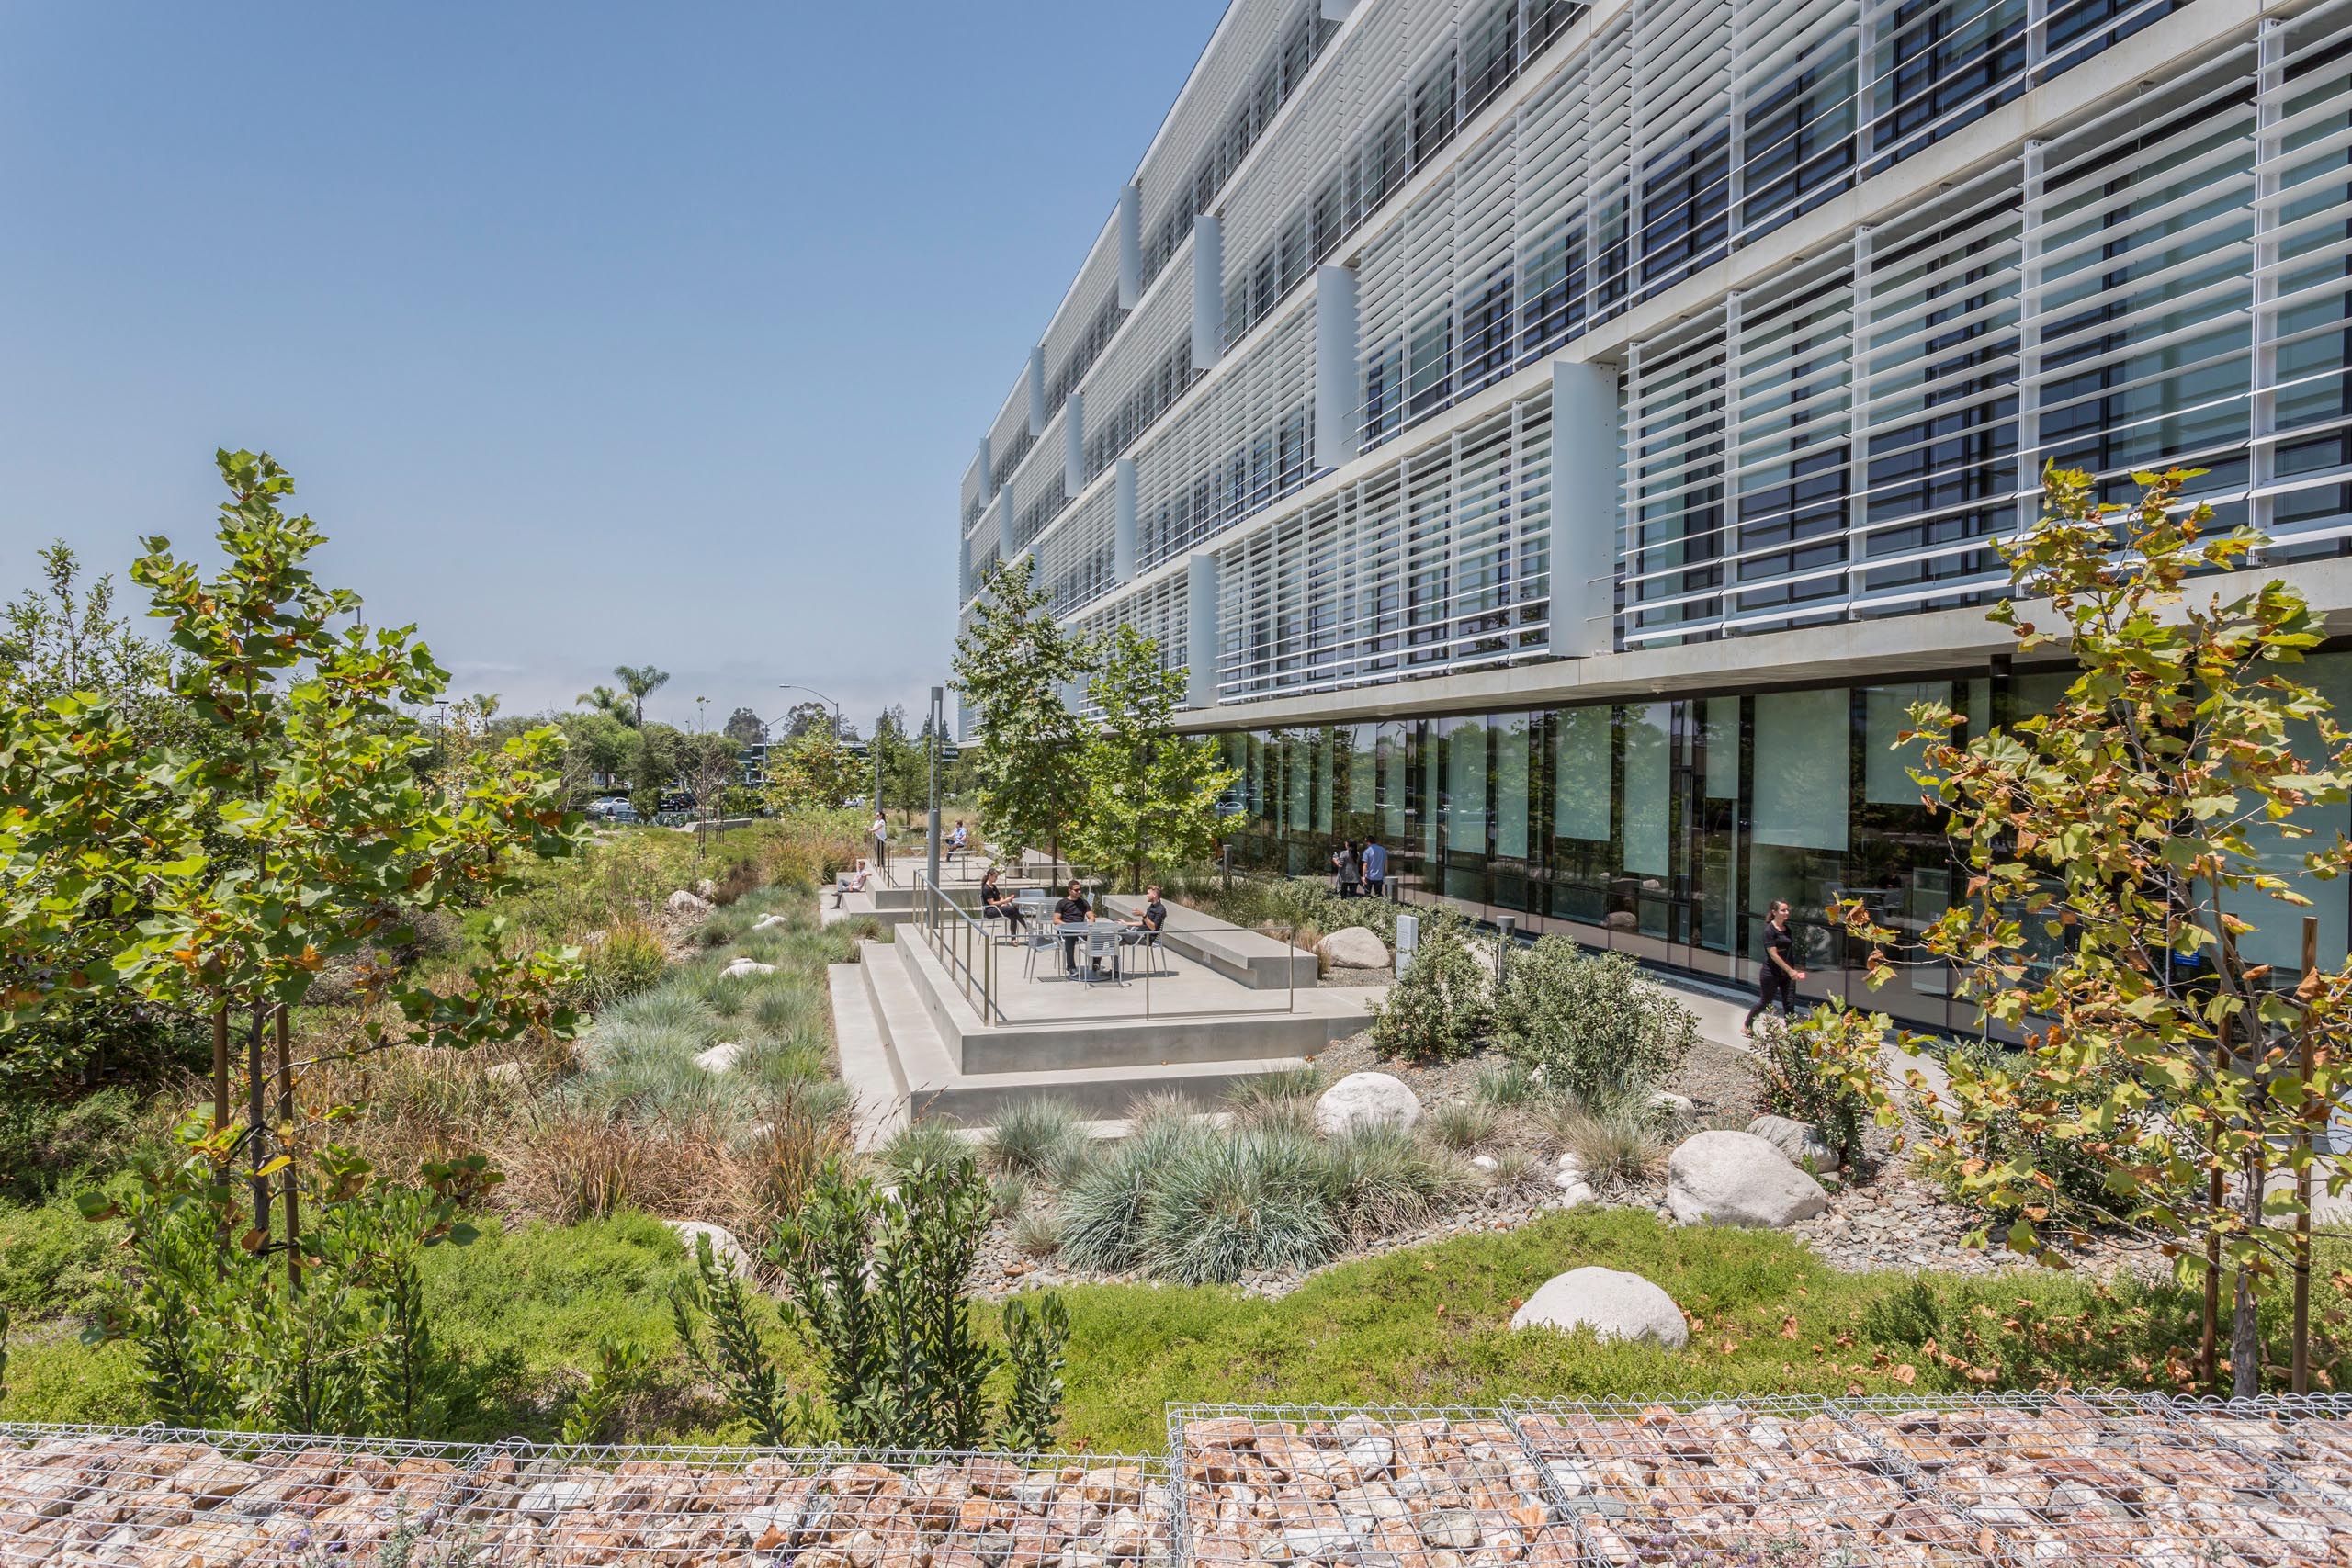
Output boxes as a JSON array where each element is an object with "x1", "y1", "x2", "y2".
[
  {"x1": 1052, "y1": 878, "x2": 1092, "y2": 976},
  {"x1": 1745, "y1": 899, "x2": 1807, "y2": 1032},
  {"x1": 1334, "y1": 839, "x2": 1363, "y2": 897},
  {"x1": 869, "y1": 808, "x2": 889, "y2": 872},
  {"x1": 1362, "y1": 836, "x2": 1388, "y2": 898}
]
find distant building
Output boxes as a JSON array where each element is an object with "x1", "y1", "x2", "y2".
[{"x1": 957, "y1": 0, "x2": 2352, "y2": 1034}]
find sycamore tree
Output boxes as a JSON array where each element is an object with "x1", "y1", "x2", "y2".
[
  {"x1": 1064, "y1": 626, "x2": 1237, "y2": 893},
  {"x1": 1826, "y1": 466, "x2": 2352, "y2": 1397},
  {"x1": 950, "y1": 559, "x2": 1094, "y2": 869},
  {"x1": 0, "y1": 451, "x2": 581, "y2": 1430}
]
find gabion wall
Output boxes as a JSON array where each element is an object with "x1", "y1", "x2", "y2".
[{"x1": 7, "y1": 1393, "x2": 2352, "y2": 1566}]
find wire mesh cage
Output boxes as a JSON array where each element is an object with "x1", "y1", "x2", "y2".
[
  {"x1": 1836, "y1": 1392, "x2": 2347, "y2": 1566},
  {"x1": 1510, "y1": 1395, "x2": 1995, "y2": 1567},
  {"x1": 0, "y1": 1428, "x2": 1173, "y2": 1568},
  {"x1": 1165, "y1": 1404, "x2": 1573, "y2": 1566}
]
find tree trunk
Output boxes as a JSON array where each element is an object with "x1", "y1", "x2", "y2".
[
  {"x1": 2233, "y1": 1134, "x2": 2265, "y2": 1397},
  {"x1": 247, "y1": 1004, "x2": 269, "y2": 1244},
  {"x1": 277, "y1": 1005, "x2": 300, "y2": 1292}
]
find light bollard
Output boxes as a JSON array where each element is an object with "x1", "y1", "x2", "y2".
[{"x1": 1395, "y1": 912, "x2": 1419, "y2": 971}]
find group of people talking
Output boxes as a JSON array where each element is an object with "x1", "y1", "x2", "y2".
[{"x1": 977, "y1": 869, "x2": 1165, "y2": 977}]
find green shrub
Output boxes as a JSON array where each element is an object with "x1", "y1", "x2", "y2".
[
  {"x1": 1472, "y1": 1061, "x2": 1542, "y2": 1109},
  {"x1": 1756, "y1": 1009, "x2": 1880, "y2": 1168},
  {"x1": 1058, "y1": 1114, "x2": 1204, "y2": 1272},
  {"x1": 768, "y1": 1153, "x2": 1070, "y2": 1450},
  {"x1": 566, "y1": 920, "x2": 667, "y2": 1012},
  {"x1": 1136, "y1": 1126, "x2": 1343, "y2": 1284},
  {"x1": 1492, "y1": 940, "x2": 1696, "y2": 1100},
  {"x1": 1369, "y1": 917, "x2": 1491, "y2": 1064},
  {"x1": 1316, "y1": 1124, "x2": 1467, "y2": 1236},
  {"x1": 986, "y1": 1099, "x2": 1092, "y2": 1184},
  {"x1": 880, "y1": 1121, "x2": 968, "y2": 1181},
  {"x1": 1933, "y1": 1036, "x2": 2137, "y2": 1221},
  {"x1": 0, "y1": 1194, "x2": 117, "y2": 1319},
  {"x1": 1425, "y1": 1100, "x2": 1498, "y2": 1151}
]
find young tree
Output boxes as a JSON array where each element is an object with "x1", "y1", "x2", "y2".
[
  {"x1": 682, "y1": 729, "x2": 743, "y2": 817},
  {"x1": 612, "y1": 662, "x2": 670, "y2": 727},
  {"x1": 761, "y1": 725, "x2": 864, "y2": 812},
  {"x1": 0, "y1": 449, "x2": 581, "y2": 1278},
  {"x1": 951, "y1": 560, "x2": 1094, "y2": 868},
  {"x1": 1064, "y1": 626, "x2": 1236, "y2": 892},
  {"x1": 1828, "y1": 466, "x2": 2352, "y2": 1396}
]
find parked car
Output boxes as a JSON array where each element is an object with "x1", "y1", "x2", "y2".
[{"x1": 588, "y1": 798, "x2": 639, "y2": 825}]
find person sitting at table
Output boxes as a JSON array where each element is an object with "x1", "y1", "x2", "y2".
[
  {"x1": 1119, "y1": 885, "x2": 1168, "y2": 948},
  {"x1": 1052, "y1": 879, "x2": 1092, "y2": 976},
  {"x1": 978, "y1": 868, "x2": 1023, "y2": 936}
]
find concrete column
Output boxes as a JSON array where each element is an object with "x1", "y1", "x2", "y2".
[
  {"x1": 1114, "y1": 459, "x2": 1138, "y2": 581},
  {"x1": 1063, "y1": 393, "x2": 1085, "y2": 496},
  {"x1": 1117, "y1": 184, "x2": 1143, "y2": 308},
  {"x1": 1313, "y1": 264, "x2": 1360, "y2": 471},
  {"x1": 1027, "y1": 346, "x2": 1047, "y2": 436},
  {"x1": 1548, "y1": 359, "x2": 1621, "y2": 657},
  {"x1": 1185, "y1": 552, "x2": 1221, "y2": 710},
  {"x1": 1192, "y1": 214, "x2": 1224, "y2": 369}
]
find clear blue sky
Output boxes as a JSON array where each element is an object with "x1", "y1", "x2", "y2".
[{"x1": 0, "y1": 2, "x2": 1228, "y2": 734}]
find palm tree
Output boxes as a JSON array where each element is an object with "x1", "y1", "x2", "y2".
[
  {"x1": 575, "y1": 683, "x2": 631, "y2": 725},
  {"x1": 469, "y1": 692, "x2": 502, "y2": 721},
  {"x1": 613, "y1": 664, "x2": 670, "y2": 728}
]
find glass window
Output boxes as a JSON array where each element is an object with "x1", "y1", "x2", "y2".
[
  {"x1": 1445, "y1": 716, "x2": 1489, "y2": 853},
  {"x1": 1703, "y1": 695, "x2": 1739, "y2": 800},
  {"x1": 1754, "y1": 688, "x2": 1850, "y2": 851},
  {"x1": 1864, "y1": 682, "x2": 1949, "y2": 806},
  {"x1": 1495, "y1": 713, "x2": 1532, "y2": 860},
  {"x1": 1553, "y1": 705, "x2": 1611, "y2": 840},
  {"x1": 1622, "y1": 703, "x2": 1671, "y2": 877}
]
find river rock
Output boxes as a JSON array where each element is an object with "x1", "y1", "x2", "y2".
[
  {"x1": 665, "y1": 1219, "x2": 753, "y2": 1278},
  {"x1": 1314, "y1": 1071, "x2": 1422, "y2": 1135},
  {"x1": 1748, "y1": 1113, "x2": 1838, "y2": 1170},
  {"x1": 1510, "y1": 1266, "x2": 1689, "y2": 1348},
  {"x1": 1316, "y1": 926, "x2": 1391, "y2": 970},
  {"x1": 695, "y1": 1042, "x2": 744, "y2": 1074},
  {"x1": 667, "y1": 889, "x2": 711, "y2": 914},
  {"x1": 1667, "y1": 1129, "x2": 1829, "y2": 1227},
  {"x1": 721, "y1": 957, "x2": 775, "y2": 978},
  {"x1": 483, "y1": 1060, "x2": 526, "y2": 1093}
]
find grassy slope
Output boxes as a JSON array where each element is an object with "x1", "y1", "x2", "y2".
[{"x1": 13, "y1": 1199, "x2": 2342, "y2": 1450}]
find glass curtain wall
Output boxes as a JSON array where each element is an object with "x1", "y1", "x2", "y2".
[{"x1": 1216, "y1": 653, "x2": 2352, "y2": 1035}]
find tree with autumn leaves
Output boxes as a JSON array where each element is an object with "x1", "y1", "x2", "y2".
[
  {"x1": 0, "y1": 450, "x2": 582, "y2": 1430},
  {"x1": 1818, "y1": 465, "x2": 2352, "y2": 1397}
]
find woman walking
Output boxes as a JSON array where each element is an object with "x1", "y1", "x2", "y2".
[
  {"x1": 1333, "y1": 839, "x2": 1363, "y2": 898},
  {"x1": 1745, "y1": 899, "x2": 1807, "y2": 1032}
]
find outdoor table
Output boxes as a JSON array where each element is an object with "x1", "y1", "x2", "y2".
[{"x1": 1047, "y1": 919, "x2": 1136, "y2": 984}]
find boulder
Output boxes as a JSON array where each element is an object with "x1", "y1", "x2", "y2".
[
  {"x1": 721, "y1": 957, "x2": 775, "y2": 979},
  {"x1": 1314, "y1": 1071, "x2": 1422, "y2": 1136},
  {"x1": 1469, "y1": 1154, "x2": 1498, "y2": 1173},
  {"x1": 753, "y1": 913, "x2": 790, "y2": 931},
  {"x1": 1667, "y1": 1130, "x2": 1829, "y2": 1228},
  {"x1": 1553, "y1": 1172, "x2": 1597, "y2": 1207},
  {"x1": 1748, "y1": 1113, "x2": 1838, "y2": 1171},
  {"x1": 1316, "y1": 926, "x2": 1392, "y2": 971},
  {"x1": 1510, "y1": 1266, "x2": 1688, "y2": 1349},
  {"x1": 695, "y1": 877, "x2": 718, "y2": 899},
  {"x1": 483, "y1": 1061, "x2": 527, "y2": 1093},
  {"x1": 667, "y1": 889, "x2": 711, "y2": 914},
  {"x1": 665, "y1": 1219, "x2": 752, "y2": 1278},
  {"x1": 1648, "y1": 1090, "x2": 1698, "y2": 1121},
  {"x1": 695, "y1": 1042, "x2": 744, "y2": 1075}
]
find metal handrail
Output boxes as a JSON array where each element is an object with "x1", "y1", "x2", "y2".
[{"x1": 914, "y1": 872, "x2": 1001, "y2": 1023}]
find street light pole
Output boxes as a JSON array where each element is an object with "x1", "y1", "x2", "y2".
[{"x1": 926, "y1": 685, "x2": 944, "y2": 888}]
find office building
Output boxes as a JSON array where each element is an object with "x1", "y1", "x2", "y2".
[{"x1": 957, "y1": 0, "x2": 2352, "y2": 1032}]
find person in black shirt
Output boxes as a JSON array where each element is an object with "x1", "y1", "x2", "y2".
[
  {"x1": 1052, "y1": 880, "x2": 1091, "y2": 976},
  {"x1": 1119, "y1": 885, "x2": 1167, "y2": 950},
  {"x1": 1745, "y1": 899, "x2": 1807, "y2": 1032},
  {"x1": 978, "y1": 869, "x2": 1023, "y2": 937}
]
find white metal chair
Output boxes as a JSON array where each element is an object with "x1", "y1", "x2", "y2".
[{"x1": 1083, "y1": 929, "x2": 1125, "y2": 986}]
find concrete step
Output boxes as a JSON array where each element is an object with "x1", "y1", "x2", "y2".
[
  {"x1": 854, "y1": 940, "x2": 1311, "y2": 1126},
  {"x1": 828, "y1": 963, "x2": 907, "y2": 1152},
  {"x1": 820, "y1": 886, "x2": 910, "y2": 929}
]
